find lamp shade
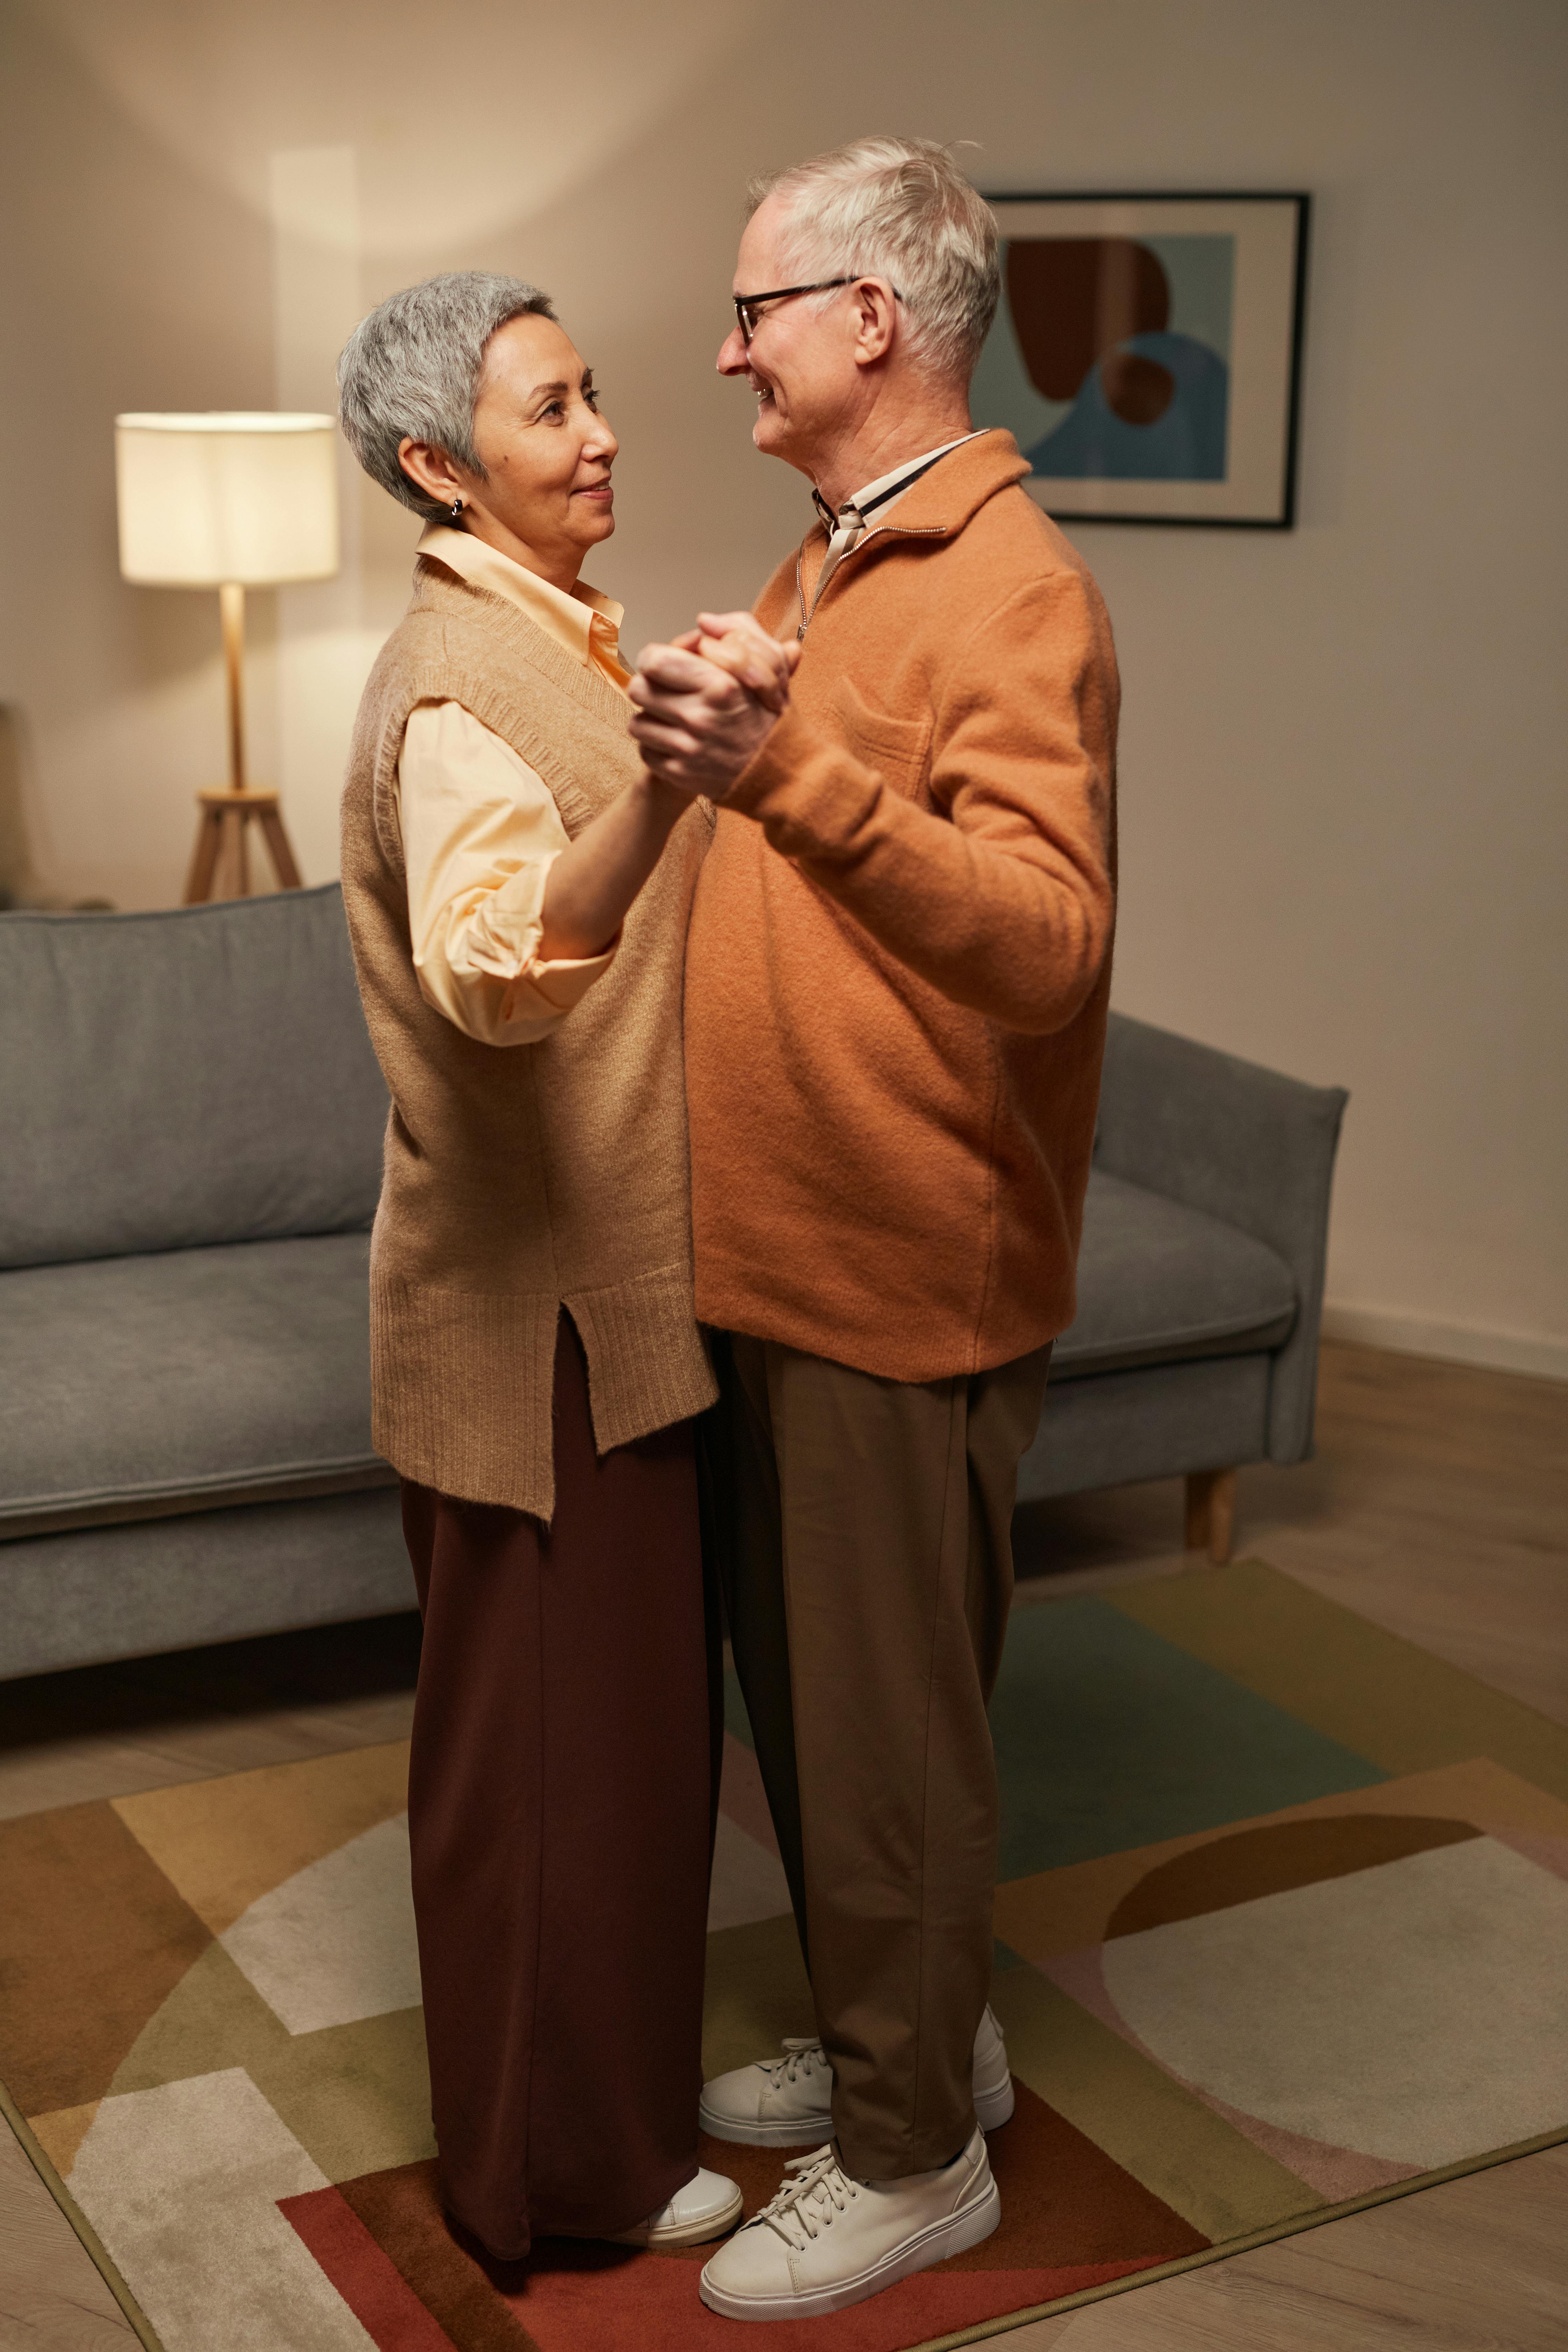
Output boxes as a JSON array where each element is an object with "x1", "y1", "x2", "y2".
[{"x1": 114, "y1": 412, "x2": 340, "y2": 587}]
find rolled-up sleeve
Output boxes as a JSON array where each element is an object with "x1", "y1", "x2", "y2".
[{"x1": 396, "y1": 699, "x2": 616, "y2": 1046}]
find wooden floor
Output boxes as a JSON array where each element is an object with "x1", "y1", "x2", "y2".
[{"x1": 1, "y1": 1340, "x2": 1564, "y2": 2350}]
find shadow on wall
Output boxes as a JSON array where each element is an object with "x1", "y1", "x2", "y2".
[{"x1": 0, "y1": 708, "x2": 113, "y2": 912}]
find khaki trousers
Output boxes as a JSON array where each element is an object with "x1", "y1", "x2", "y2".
[{"x1": 706, "y1": 1330, "x2": 1052, "y2": 2180}]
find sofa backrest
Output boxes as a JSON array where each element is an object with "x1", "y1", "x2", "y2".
[{"x1": 1, "y1": 884, "x2": 388, "y2": 1270}]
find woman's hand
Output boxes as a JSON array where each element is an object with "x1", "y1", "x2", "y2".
[
  {"x1": 629, "y1": 615, "x2": 800, "y2": 799},
  {"x1": 682, "y1": 613, "x2": 799, "y2": 712}
]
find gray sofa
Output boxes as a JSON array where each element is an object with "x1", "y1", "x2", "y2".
[
  {"x1": 1019, "y1": 1016, "x2": 1347, "y2": 1555},
  {"x1": 1, "y1": 886, "x2": 408, "y2": 1681},
  {"x1": 0, "y1": 887, "x2": 1344, "y2": 1682}
]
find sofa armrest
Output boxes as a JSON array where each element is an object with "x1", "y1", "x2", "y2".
[{"x1": 1093, "y1": 1012, "x2": 1348, "y2": 1465}]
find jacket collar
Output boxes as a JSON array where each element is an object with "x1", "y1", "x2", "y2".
[
  {"x1": 809, "y1": 427, "x2": 1029, "y2": 548},
  {"x1": 792, "y1": 428, "x2": 1030, "y2": 637}
]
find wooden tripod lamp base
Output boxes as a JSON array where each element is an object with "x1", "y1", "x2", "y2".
[
  {"x1": 181, "y1": 580, "x2": 306, "y2": 906},
  {"x1": 184, "y1": 789, "x2": 303, "y2": 905}
]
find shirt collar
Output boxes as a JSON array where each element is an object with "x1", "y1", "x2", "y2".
[
  {"x1": 852, "y1": 428, "x2": 1032, "y2": 540},
  {"x1": 810, "y1": 431, "x2": 985, "y2": 539},
  {"x1": 416, "y1": 523, "x2": 628, "y2": 682}
]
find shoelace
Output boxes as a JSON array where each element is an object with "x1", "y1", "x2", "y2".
[
  {"x1": 751, "y1": 2143, "x2": 859, "y2": 2248},
  {"x1": 760, "y1": 2035, "x2": 830, "y2": 2089}
]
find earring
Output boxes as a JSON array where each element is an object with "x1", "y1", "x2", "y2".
[{"x1": 449, "y1": 496, "x2": 464, "y2": 524}]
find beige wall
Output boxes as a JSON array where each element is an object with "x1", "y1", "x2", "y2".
[{"x1": 3, "y1": 0, "x2": 1564, "y2": 1372}]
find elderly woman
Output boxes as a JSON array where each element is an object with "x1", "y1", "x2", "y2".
[{"x1": 335, "y1": 273, "x2": 785, "y2": 2265}]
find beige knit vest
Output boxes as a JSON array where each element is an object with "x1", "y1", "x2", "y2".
[{"x1": 340, "y1": 558, "x2": 716, "y2": 1519}]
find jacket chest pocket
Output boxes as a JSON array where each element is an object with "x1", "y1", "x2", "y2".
[{"x1": 827, "y1": 674, "x2": 931, "y2": 797}]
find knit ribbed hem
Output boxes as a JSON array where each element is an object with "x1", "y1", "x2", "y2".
[
  {"x1": 566, "y1": 1264, "x2": 718, "y2": 1452},
  {"x1": 371, "y1": 1276, "x2": 561, "y2": 1520},
  {"x1": 371, "y1": 1269, "x2": 715, "y2": 1521},
  {"x1": 693, "y1": 1250, "x2": 1073, "y2": 1386}
]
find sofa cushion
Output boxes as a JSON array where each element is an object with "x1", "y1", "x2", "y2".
[
  {"x1": 0, "y1": 885, "x2": 388, "y2": 1270},
  {"x1": 0, "y1": 1233, "x2": 392, "y2": 1538},
  {"x1": 1053, "y1": 1169, "x2": 1297, "y2": 1378}
]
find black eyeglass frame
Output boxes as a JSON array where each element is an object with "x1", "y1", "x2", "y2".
[{"x1": 732, "y1": 276, "x2": 902, "y2": 344}]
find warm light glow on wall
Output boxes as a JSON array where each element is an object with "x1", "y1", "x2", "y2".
[{"x1": 114, "y1": 412, "x2": 340, "y2": 587}]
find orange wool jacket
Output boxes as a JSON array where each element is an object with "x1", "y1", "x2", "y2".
[{"x1": 684, "y1": 429, "x2": 1119, "y2": 1381}]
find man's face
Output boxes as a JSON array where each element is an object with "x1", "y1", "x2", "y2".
[{"x1": 717, "y1": 195, "x2": 861, "y2": 479}]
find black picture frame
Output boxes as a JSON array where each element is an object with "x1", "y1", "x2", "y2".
[{"x1": 974, "y1": 191, "x2": 1311, "y2": 529}]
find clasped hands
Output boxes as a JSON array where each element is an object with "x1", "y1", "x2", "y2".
[{"x1": 629, "y1": 613, "x2": 800, "y2": 799}]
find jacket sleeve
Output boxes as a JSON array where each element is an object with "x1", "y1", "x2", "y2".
[{"x1": 720, "y1": 569, "x2": 1117, "y2": 1034}]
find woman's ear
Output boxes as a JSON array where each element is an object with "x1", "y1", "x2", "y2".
[{"x1": 397, "y1": 436, "x2": 463, "y2": 509}]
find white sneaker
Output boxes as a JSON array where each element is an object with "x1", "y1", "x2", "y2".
[
  {"x1": 971, "y1": 2003, "x2": 1015, "y2": 2130},
  {"x1": 698, "y1": 2130, "x2": 1000, "y2": 2319},
  {"x1": 609, "y1": 2167, "x2": 743, "y2": 2248},
  {"x1": 699, "y1": 2004, "x2": 1014, "y2": 2146}
]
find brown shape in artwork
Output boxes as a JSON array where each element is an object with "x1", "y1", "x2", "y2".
[
  {"x1": 1099, "y1": 349, "x2": 1176, "y2": 426},
  {"x1": 0, "y1": 1800, "x2": 211, "y2": 2116},
  {"x1": 941, "y1": 2077, "x2": 1207, "y2": 2272},
  {"x1": 1005, "y1": 239, "x2": 1170, "y2": 402},
  {"x1": 1108, "y1": 1814, "x2": 1482, "y2": 1942}
]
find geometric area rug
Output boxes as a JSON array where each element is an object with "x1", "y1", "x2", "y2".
[{"x1": 3, "y1": 1559, "x2": 1566, "y2": 2351}]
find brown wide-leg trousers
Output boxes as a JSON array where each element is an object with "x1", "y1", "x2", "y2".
[
  {"x1": 401, "y1": 1317, "x2": 716, "y2": 2261},
  {"x1": 705, "y1": 1329, "x2": 1051, "y2": 2183}
]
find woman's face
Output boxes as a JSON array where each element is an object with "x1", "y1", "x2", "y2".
[{"x1": 400, "y1": 314, "x2": 618, "y2": 589}]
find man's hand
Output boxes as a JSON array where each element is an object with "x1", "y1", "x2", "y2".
[
  {"x1": 686, "y1": 612, "x2": 799, "y2": 709},
  {"x1": 629, "y1": 612, "x2": 799, "y2": 799}
]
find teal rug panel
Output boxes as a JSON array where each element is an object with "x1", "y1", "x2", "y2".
[
  {"x1": 726, "y1": 1598, "x2": 1383, "y2": 1879},
  {"x1": 991, "y1": 1598, "x2": 1385, "y2": 1877}
]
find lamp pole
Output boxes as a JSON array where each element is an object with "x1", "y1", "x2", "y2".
[{"x1": 219, "y1": 580, "x2": 247, "y2": 796}]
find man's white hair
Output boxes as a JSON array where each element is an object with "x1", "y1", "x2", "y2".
[{"x1": 748, "y1": 136, "x2": 1000, "y2": 384}]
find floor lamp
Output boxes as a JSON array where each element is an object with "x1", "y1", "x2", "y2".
[{"x1": 114, "y1": 412, "x2": 340, "y2": 903}]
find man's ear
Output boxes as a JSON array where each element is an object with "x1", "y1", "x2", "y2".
[
  {"x1": 851, "y1": 278, "x2": 899, "y2": 368},
  {"x1": 398, "y1": 436, "x2": 463, "y2": 507}
]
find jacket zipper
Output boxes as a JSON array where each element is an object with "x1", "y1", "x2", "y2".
[{"x1": 793, "y1": 522, "x2": 950, "y2": 640}]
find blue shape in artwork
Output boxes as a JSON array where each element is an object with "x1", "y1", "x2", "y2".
[{"x1": 1027, "y1": 330, "x2": 1229, "y2": 484}]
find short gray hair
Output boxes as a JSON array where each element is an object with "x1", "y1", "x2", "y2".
[
  {"x1": 337, "y1": 271, "x2": 556, "y2": 520},
  {"x1": 749, "y1": 137, "x2": 999, "y2": 383}
]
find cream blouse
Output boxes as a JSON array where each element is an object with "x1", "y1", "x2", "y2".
[{"x1": 394, "y1": 523, "x2": 631, "y2": 1046}]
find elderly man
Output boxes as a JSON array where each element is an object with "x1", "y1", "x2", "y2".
[{"x1": 630, "y1": 136, "x2": 1119, "y2": 2322}]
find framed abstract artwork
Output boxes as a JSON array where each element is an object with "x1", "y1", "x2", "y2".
[{"x1": 973, "y1": 192, "x2": 1310, "y2": 528}]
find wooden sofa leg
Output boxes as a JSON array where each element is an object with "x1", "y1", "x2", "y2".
[{"x1": 1184, "y1": 1468, "x2": 1237, "y2": 1565}]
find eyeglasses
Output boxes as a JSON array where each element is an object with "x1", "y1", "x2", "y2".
[{"x1": 733, "y1": 277, "x2": 903, "y2": 345}]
